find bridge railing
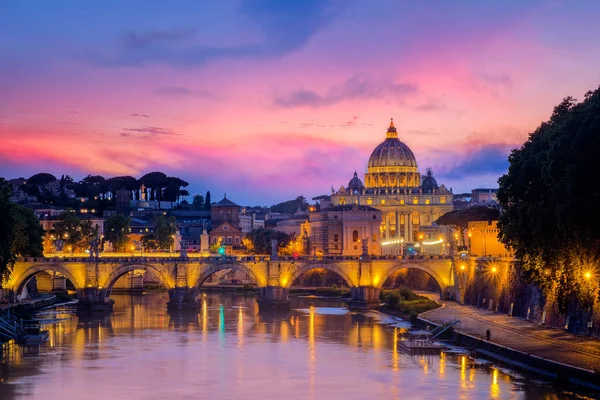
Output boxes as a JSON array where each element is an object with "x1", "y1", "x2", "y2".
[{"x1": 21, "y1": 253, "x2": 453, "y2": 263}]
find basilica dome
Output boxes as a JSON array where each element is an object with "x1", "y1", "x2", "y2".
[
  {"x1": 364, "y1": 119, "x2": 421, "y2": 189},
  {"x1": 368, "y1": 119, "x2": 417, "y2": 168},
  {"x1": 347, "y1": 171, "x2": 364, "y2": 193}
]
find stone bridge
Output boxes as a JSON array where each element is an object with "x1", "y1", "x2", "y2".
[{"x1": 5, "y1": 255, "x2": 459, "y2": 311}]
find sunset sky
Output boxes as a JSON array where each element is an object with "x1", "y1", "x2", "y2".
[{"x1": 1, "y1": 1, "x2": 600, "y2": 205}]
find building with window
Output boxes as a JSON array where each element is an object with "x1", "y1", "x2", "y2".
[
  {"x1": 209, "y1": 195, "x2": 243, "y2": 250},
  {"x1": 329, "y1": 119, "x2": 454, "y2": 254},
  {"x1": 308, "y1": 203, "x2": 382, "y2": 256}
]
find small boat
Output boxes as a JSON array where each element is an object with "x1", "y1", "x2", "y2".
[
  {"x1": 397, "y1": 329, "x2": 446, "y2": 355},
  {"x1": 18, "y1": 320, "x2": 49, "y2": 346}
]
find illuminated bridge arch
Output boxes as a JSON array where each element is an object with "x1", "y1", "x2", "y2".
[
  {"x1": 100, "y1": 264, "x2": 175, "y2": 300},
  {"x1": 284, "y1": 263, "x2": 355, "y2": 289},
  {"x1": 376, "y1": 262, "x2": 450, "y2": 295},
  {"x1": 11, "y1": 264, "x2": 83, "y2": 295},
  {"x1": 195, "y1": 263, "x2": 266, "y2": 288}
]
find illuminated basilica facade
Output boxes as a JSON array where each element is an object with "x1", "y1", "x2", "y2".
[{"x1": 330, "y1": 119, "x2": 454, "y2": 254}]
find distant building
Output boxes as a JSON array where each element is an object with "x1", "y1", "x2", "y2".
[
  {"x1": 468, "y1": 220, "x2": 512, "y2": 258},
  {"x1": 471, "y1": 188, "x2": 498, "y2": 205},
  {"x1": 240, "y1": 213, "x2": 265, "y2": 234},
  {"x1": 210, "y1": 195, "x2": 243, "y2": 250},
  {"x1": 115, "y1": 189, "x2": 131, "y2": 214},
  {"x1": 308, "y1": 203, "x2": 382, "y2": 256}
]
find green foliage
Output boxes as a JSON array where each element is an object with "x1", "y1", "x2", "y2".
[
  {"x1": 0, "y1": 179, "x2": 45, "y2": 282},
  {"x1": 497, "y1": 87, "x2": 600, "y2": 313},
  {"x1": 49, "y1": 211, "x2": 99, "y2": 253},
  {"x1": 205, "y1": 191, "x2": 211, "y2": 210},
  {"x1": 245, "y1": 228, "x2": 293, "y2": 255},
  {"x1": 141, "y1": 215, "x2": 177, "y2": 250},
  {"x1": 27, "y1": 173, "x2": 57, "y2": 187},
  {"x1": 11, "y1": 205, "x2": 44, "y2": 257},
  {"x1": 0, "y1": 180, "x2": 16, "y2": 282},
  {"x1": 270, "y1": 196, "x2": 308, "y2": 214},
  {"x1": 193, "y1": 195, "x2": 205, "y2": 210},
  {"x1": 104, "y1": 214, "x2": 130, "y2": 252},
  {"x1": 436, "y1": 206, "x2": 500, "y2": 229},
  {"x1": 380, "y1": 288, "x2": 440, "y2": 319}
]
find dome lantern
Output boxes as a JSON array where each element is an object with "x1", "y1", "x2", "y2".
[{"x1": 386, "y1": 118, "x2": 398, "y2": 139}]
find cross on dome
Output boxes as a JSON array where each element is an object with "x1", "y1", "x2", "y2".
[{"x1": 386, "y1": 117, "x2": 398, "y2": 139}]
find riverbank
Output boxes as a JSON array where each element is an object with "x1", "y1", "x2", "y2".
[
  {"x1": 419, "y1": 301, "x2": 600, "y2": 390},
  {"x1": 379, "y1": 288, "x2": 441, "y2": 321}
]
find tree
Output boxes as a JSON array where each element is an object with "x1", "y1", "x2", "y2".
[
  {"x1": 139, "y1": 172, "x2": 168, "y2": 208},
  {"x1": 0, "y1": 179, "x2": 45, "y2": 282},
  {"x1": 161, "y1": 177, "x2": 189, "y2": 203},
  {"x1": 270, "y1": 196, "x2": 308, "y2": 214},
  {"x1": 192, "y1": 195, "x2": 205, "y2": 210},
  {"x1": 104, "y1": 215, "x2": 130, "y2": 252},
  {"x1": 50, "y1": 211, "x2": 98, "y2": 253},
  {"x1": 0, "y1": 179, "x2": 16, "y2": 282},
  {"x1": 141, "y1": 215, "x2": 177, "y2": 251},
  {"x1": 204, "y1": 191, "x2": 211, "y2": 210},
  {"x1": 12, "y1": 205, "x2": 45, "y2": 257},
  {"x1": 436, "y1": 206, "x2": 500, "y2": 247},
  {"x1": 497, "y1": 87, "x2": 600, "y2": 314},
  {"x1": 245, "y1": 228, "x2": 292, "y2": 255},
  {"x1": 28, "y1": 173, "x2": 57, "y2": 196}
]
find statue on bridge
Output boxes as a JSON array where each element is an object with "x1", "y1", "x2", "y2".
[
  {"x1": 54, "y1": 239, "x2": 65, "y2": 253},
  {"x1": 361, "y1": 238, "x2": 369, "y2": 260},
  {"x1": 179, "y1": 239, "x2": 188, "y2": 258},
  {"x1": 89, "y1": 239, "x2": 100, "y2": 259},
  {"x1": 271, "y1": 239, "x2": 279, "y2": 260}
]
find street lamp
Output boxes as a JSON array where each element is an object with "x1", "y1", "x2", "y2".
[{"x1": 584, "y1": 271, "x2": 592, "y2": 280}]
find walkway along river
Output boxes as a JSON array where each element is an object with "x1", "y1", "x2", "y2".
[{"x1": 0, "y1": 293, "x2": 596, "y2": 399}]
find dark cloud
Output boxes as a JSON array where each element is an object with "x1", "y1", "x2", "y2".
[
  {"x1": 129, "y1": 113, "x2": 149, "y2": 118},
  {"x1": 274, "y1": 76, "x2": 418, "y2": 109},
  {"x1": 439, "y1": 145, "x2": 510, "y2": 179},
  {"x1": 415, "y1": 99, "x2": 447, "y2": 112},
  {"x1": 153, "y1": 86, "x2": 214, "y2": 98},
  {"x1": 480, "y1": 72, "x2": 512, "y2": 87},
  {"x1": 120, "y1": 29, "x2": 196, "y2": 49},
  {"x1": 120, "y1": 126, "x2": 180, "y2": 138},
  {"x1": 85, "y1": 0, "x2": 343, "y2": 68}
]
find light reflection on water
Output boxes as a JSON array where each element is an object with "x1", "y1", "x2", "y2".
[{"x1": 0, "y1": 293, "x2": 575, "y2": 399}]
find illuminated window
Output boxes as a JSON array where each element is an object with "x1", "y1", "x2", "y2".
[
  {"x1": 367, "y1": 197, "x2": 373, "y2": 205},
  {"x1": 400, "y1": 199, "x2": 405, "y2": 204},
  {"x1": 440, "y1": 196, "x2": 447, "y2": 204},
  {"x1": 425, "y1": 198, "x2": 430, "y2": 205},
  {"x1": 412, "y1": 197, "x2": 419, "y2": 204},
  {"x1": 381, "y1": 199, "x2": 386, "y2": 205}
]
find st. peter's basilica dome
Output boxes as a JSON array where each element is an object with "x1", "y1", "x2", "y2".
[
  {"x1": 367, "y1": 119, "x2": 418, "y2": 169},
  {"x1": 364, "y1": 119, "x2": 421, "y2": 189}
]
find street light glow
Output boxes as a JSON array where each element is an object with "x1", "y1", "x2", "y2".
[{"x1": 584, "y1": 271, "x2": 592, "y2": 280}]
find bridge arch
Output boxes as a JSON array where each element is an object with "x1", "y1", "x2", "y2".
[
  {"x1": 376, "y1": 263, "x2": 448, "y2": 296},
  {"x1": 100, "y1": 264, "x2": 175, "y2": 300},
  {"x1": 284, "y1": 264, "x2": 355, "y2": 289},
  {"x1": 194, "y1": 263, "x2": 265, "y2": 288},
  {"x1": 12, "y1": 264, "x2": 83, "y2": 296}
]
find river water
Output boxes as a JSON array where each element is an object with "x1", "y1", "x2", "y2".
[{"x1": 0, "y1": 292, "x2": 581, "y2": 399}]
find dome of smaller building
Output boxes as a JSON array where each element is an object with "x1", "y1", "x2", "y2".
[
  {"x1": 421, "y1": 168, "x2": 439, "y2": 193},
  {"x1": 347, "y1": 171, "x2": 364, "y2": 193}
]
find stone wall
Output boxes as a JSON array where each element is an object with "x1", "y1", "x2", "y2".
[{"x1": 460, "y1": 258, "x2": 600, "y2": 337}]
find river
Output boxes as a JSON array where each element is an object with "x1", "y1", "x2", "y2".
[{"x1": 0, "y1": 292, "x2": 581, "y2": 399}]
